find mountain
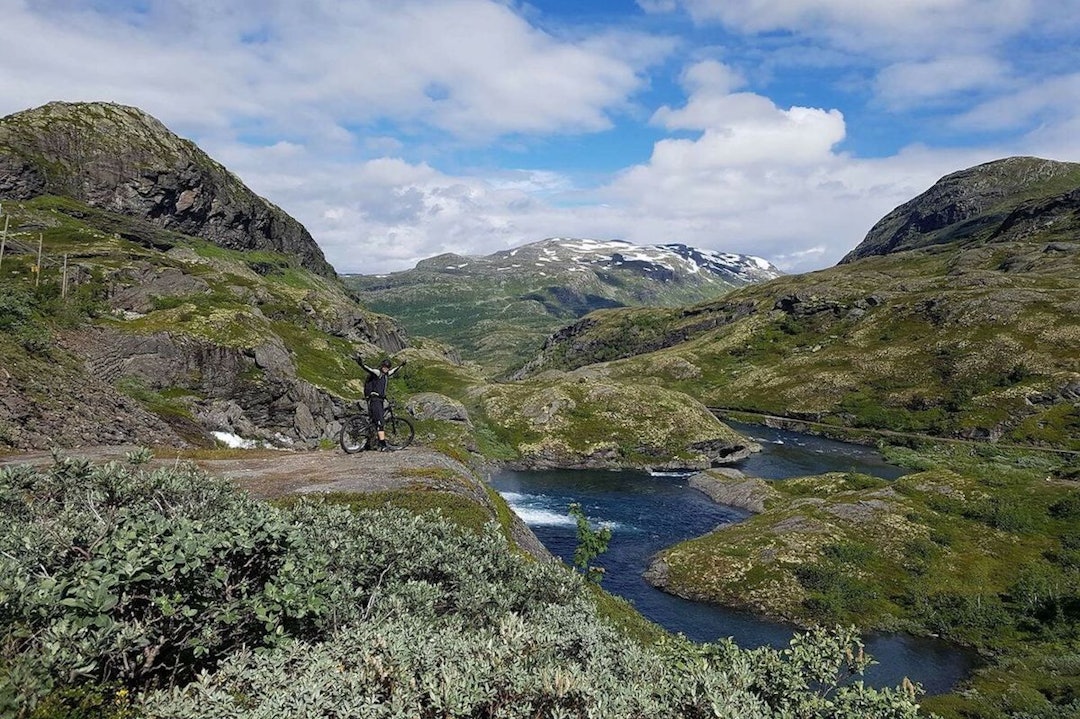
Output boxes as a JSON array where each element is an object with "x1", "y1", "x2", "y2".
[
  {"x1": 344, "y1": 237, "x2": 781, "y2": 375},
  {"x1": 0, "y1": 102, "x2": 405, "y2": 450},
  {"x1": 513, "y1": 157, "x2": 1080, "y2": 449},
  {"x1": 842, "y1": 156, "x2": 1080, "y2": 262},
  {"x1": 0, "y1": 101, "x2": 335, "y2": 278}
]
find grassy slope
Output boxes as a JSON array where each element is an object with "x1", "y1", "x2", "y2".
[
  {"x1": 345, "y1": 257, "x2": 746, "y2": 377},
  {"x1": 0, "y1": 196, "x2": 394, "y2": 425},
  {"x1": 654, "y1": 444, "x2": 1080, "y2": 718},
  {"x1": 523, "y1": 238, "x2": 1080, "y2": 450}
]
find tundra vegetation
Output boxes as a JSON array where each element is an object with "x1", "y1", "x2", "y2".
[
  {"x1": 3, "y1": 104, "x2": 1079, "y2": 718},
  {"x1": 1, "y1": 456, "x2": 925, "y2": 718},
  {"x1": 650, "y1": 443, "x2": 1080, "y2": 718}
]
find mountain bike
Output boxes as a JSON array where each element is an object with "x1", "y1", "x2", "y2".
[{"x1": 339, "y1": 397, "x2": 415, "y2": 453}]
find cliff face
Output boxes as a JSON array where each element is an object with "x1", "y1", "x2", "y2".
[
  {"x1": 841, "y1": 156, "x2": 1080, "y2": 263},
  {"x1": 0, "y1": 102, "x2": 413, "y2": 451},
  {"x1": 0, "y1": 101, "x2": 336, "y2": 279}
]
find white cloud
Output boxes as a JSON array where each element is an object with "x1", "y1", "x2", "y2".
[
  {"x1": 0, "y1": 0, "x2": 669, "y2": 141},
  {"x1": 668, "y1": 0, "x2": 1037, "y2": 57},
  {"x1": 956, "y1": 72, "x2": 1080, "y2": 133},
  {"x1": 648, "y1": 60, "x2": 846, "y2": 167},
  {"x1": 1, "y1": 0, "x2": 1075, "y2": 281},
  {"x1": 875, "y1": 55, "x2": 1012, "y2": 109}
]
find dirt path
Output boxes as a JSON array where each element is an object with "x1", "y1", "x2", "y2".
[
  {"x1": 0, "y1": 444, "x2": 551, "y2": 559},
  {"x1": 0, "y1": 445, "x2": 483, "y2": 499}
]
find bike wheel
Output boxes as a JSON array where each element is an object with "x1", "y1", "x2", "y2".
[
  {"x1": 339, "y1": 417, "x2": 371, "y2": 454},
  {"x1": 384, "y1": 416, "x2": 415, "y2": 450}
]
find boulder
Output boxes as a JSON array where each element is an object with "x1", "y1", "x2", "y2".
[
  {"x1": 689, "y1": 470, "x2": 778, "y2": 514},
  {"x1": 405, "y1": 392, "x2": 471, "y2": 424}
]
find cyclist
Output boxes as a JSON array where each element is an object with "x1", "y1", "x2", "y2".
[{"x1": 358, "y1": 355, "x2": 406, "y2": 451}]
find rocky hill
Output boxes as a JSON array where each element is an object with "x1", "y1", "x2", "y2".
[
  {"x1": 0, "y1": 101, "x2": 335, "y2": 278},
  {"x1": 345, "y1": 237, "x2": 780, "y2": 375},
  {"x1": 841, "y1": 156, "x2": 1080, "y2": 262},
  {"x1": 0, "y1": 104, "x2": 408, "y2": 451},
  {"x1": 514, "y1": 157, "x2": 1080, "y2": 449}
]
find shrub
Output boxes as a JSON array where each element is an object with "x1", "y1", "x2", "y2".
[{"x1": 0, "y1": 458, "x2": 926, "y2": 719}]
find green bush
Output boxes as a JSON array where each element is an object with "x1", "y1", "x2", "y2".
[{"x1": 0, "y1": 457, "x2": 927, "y2": 719}]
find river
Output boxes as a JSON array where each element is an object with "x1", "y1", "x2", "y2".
[{"x1": 489, "y1": 423, "x2": 977, "y2": 695}]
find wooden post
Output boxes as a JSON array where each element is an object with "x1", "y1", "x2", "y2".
[
  {"x1": 0, "y1": 214, "x2": 8, "y2": 270},
  {"x1": 35, "y1": 233, "x2": 43, "y2": 287},
  {"x1": 62, "y1": 254, "x2": 69, "y2": 298}
]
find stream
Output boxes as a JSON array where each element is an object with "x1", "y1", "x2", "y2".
[{"x1": 490, "y1": 423, "x2": 977, "y2": 695}]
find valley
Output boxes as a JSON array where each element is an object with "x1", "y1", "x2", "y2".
[{"x1": 1, "y1": 101, "x2": 1079, "y2": 719}]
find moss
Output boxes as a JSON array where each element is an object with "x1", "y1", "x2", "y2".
[
  {"x1": 274, "y1": 489, "x2": 496, "y2": 537},
  {"x1": 270, "y1": 320, "x2": 365, "y2": 398}
]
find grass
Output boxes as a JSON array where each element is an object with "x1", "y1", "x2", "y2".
[
  {"x1": 273, "y1": 488, "x2": 497, "y2": 537},
  {"x1": 651, "y1": 440, "x2": 1080, "y2": 718}
]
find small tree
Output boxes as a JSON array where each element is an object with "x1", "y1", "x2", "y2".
[{"x1": 568, "y1": 502, "x2": 612, "y2": 584}]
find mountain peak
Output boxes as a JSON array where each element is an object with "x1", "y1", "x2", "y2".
[
  {"x1": 841, "y1": 155, "x2": 1080, "y2": 263},
  {"x1": 484, "y1": 236, "x2": 782, "y2": 284},
  {"x1": 0, "y1": 100, "x2": 337, "y2": 278}
]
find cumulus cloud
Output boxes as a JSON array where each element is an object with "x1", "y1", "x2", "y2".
[
  {"x1": 1, "y1": 0, "x2": 1075, "y2": 279},
  {"x1": 0, "y1": 0, "x2": 669, "y2": 141},
  {"x1": 955, "y1": 72, "x2": 1080, "y2": 133},
  {"x1": 646, "y1": 60, "x2": 846, "y2": 173}
]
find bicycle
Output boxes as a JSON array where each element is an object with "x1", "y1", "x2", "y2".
[{"x1": 339, "y1": 397, "x2": 415, "y2": 453}]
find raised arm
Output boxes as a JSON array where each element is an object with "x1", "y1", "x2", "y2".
[{"x1": 357, "y1": 356, "x2": 381, "y2": 375}]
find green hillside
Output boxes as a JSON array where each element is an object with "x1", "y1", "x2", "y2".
[
  {"x1": 0, "y1": 193, "x2": 403, "y2": 450},
  {"x1": 345, "y1": 238, "x2": 780, "y2": 376},
  {"x1": 515, "y1": 159, "x2": 1080, "y2": 451}
]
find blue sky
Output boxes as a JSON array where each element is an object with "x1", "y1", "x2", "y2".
[{"x1": 2, "y1": 0, "x2": 1079, "y2": 274}]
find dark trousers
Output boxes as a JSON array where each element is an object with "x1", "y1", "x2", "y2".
[{"x1": 367, "y1": 396, "x2": 385, "y2": 429}]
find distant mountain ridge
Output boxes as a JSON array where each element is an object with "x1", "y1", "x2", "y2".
[
  {"x1": 346, "y1": 237, "x2": 781, "y2": 375},
  {"x1": 441, "y1": 237, "x2": 781, "y2": 285}
]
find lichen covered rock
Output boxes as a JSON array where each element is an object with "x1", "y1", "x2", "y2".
[{"x1": 479, "y1": 372, "x2": 754, "y2": 470}]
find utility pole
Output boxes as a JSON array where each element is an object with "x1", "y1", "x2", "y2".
[
  {"x1": 62, "y1": 254, "x2": 69, "y2": 298},
  {"x1": 0, "y1": 214, "x2": 8, "y2": 271},
  {"x1": 35, "y1": 233, "x2": 43, "y2": 287}
]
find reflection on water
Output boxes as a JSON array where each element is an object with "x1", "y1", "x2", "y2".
[
  {"x1": 725, "y1": 419, "x2": 909, "y2": 481},
  {"x1": 490, "y1": 424, "x2": 977, "y2": 695}
]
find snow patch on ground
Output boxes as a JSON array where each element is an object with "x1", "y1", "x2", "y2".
[{"x1": 212, "y1": 431, "x2": 259, "y2": 449}]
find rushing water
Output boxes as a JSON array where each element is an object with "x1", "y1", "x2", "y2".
[{"x1": 490, "y1": 424, "x2": 977, "y2": 695}]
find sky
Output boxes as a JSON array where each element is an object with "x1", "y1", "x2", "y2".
[{"x1": 2, "y1": 0, "x2": 1079, "y2": 275}]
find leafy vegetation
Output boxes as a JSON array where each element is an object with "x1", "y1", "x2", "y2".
[
  {"x1": 0, "y1": 456, "x2": 927, "y2": 718},
  {"x1": 652, "y1": 442, "x2": 1080, "y2": 718},
  {"x1": 568, "y1": 502, "x2": 612, "y2": 584}
]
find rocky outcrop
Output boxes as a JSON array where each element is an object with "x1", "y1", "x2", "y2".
[
  {"x1": 0, "y1": 101, "x2": 336, "y2": 279},
  {"x1": 406, "y1": 392, "x2": 471, "y2": 425},
  {"x1": 772, "y1": 291, "x2": 883, "y2": 319},
  {"x1": 0, "y1": 335, "x2": 193, "y2": 450},
  {"x1": 689, "y1": 469, "x2": 778, "y2": 513},
  {"x1": 481, "y1": 375, "x2": 755, "y2": 471},
  {"x1": 841, "y1": 156, "x2": 1080, "y2": 263},
  {"x1": 71, "y1": 327, "x2": 350, "y2": 448},
  {"x1": 512, "y1": 298, "x2": 758, "y2": 379}
]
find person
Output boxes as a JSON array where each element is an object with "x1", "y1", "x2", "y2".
[{"x1": 358, "y1": 355, "x2": 406, "y2": 451}]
